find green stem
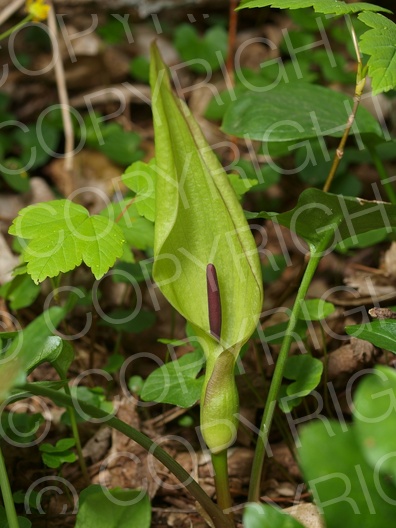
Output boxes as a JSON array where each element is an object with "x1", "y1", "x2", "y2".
[
  {"x1": 0, "y1": 444, "x2": 19, "y2": 528},
  {"x1": 368, "y1": 146, "x2": 396, "y2": 204},
  {"x1": 63, "y1": 384, "x2": 89, "y2": 485},
  {"x1": 0, "y1": 15, "x2": 32, "y2": 42},
  {"x1": 20, "y1": 383, "x2": 234, "y2": 528},
  {"x1": 211, "y1": 451, "x2": 233, "y2": 519},
  {"x1": 248, "y1": 240, "x2": 329, "y2": 502}
]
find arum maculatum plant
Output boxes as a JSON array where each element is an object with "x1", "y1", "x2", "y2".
[{"x1": 150, "y1": 42, "x2": 263, "y2": 512}]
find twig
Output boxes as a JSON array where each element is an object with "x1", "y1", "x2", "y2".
[
  {"x1": 47, "y1": 2, "x2": 75, "y2": 173},
  {"x1": 0, "y1": 0, "x2": 25, "y2": 26}
]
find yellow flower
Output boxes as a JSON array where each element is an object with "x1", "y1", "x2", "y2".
[{"x1": 26, "y1": 0, "x2": 50, "y2": 22}]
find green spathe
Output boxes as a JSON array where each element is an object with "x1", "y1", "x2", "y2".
[{"x1": 150, "y1": 43, "x2": 263, "y2": 452}]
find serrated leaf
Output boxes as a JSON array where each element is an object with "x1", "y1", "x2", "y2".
[
  {"x1": 9, "y1": 200, "x2": 125, "y2": 283},
  {"x1": 141, "y1": 349, "x2": 205, "y2": 408},
  {"x1": 346, "y1": 320, "x2": 396, "y2": 353},
  {"x1": 250, "y1": 188, "x2": 396, "y2": 252},
  {"x1": 238, "y1": 0, "x2": 390, "y2": 15},
  {"x1": 358, "y1": 12, "x2": 396, "y2": 94},
  {"x1": 222, "y1": 83, "x2": 383, "y2": 142}
]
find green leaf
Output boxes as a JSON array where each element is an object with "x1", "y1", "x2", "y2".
[
  {"x1": 238, "y1": 0, "x2": 390, "y2": 15},
  {"x1": 222, "y1": 83, "x2": 383, "y2": 142},
  {"x1": 141, "y1": 349, "x2": 205, "y2": 408},
  {"x1": 130, "y1": 56, "x2": 150, "y2": 83},
  {"x1": 173, "y1": 25, "x2": 228, "y2": 74},
  {"x1": 298, "y1": 299, "x2": 335, "y2": 321},
  {"x1": 40, "y1": 438, "x2": 77, "y2": 468},
  {"x1": 1, "y1": 411, "x2": 44, "y2": 444},
  {"x1": 0, "y1": 307, "x2": 65, "y2": 403},
  {"x1": 228, "y1": 173, "x2": 258, "y2": 199},
  {"x1": 244, "y1": 503, "x2": 305, "y2": 528},
  {"x1": 250, "y1": 188, "x2": 396, "y2": 252},
  {"x1": 76, "y1": 485, "x2": 151, "y2": 528},
  {"x1": 101, "y1": 199, "x2": 154, "y2": 251},
  {"x1": 25, "y1": 337, "x2": 74, "y2": 379},
  {"x1": 299, "y1": 421, "x2": 396, "y2": 527},
  {"x1": 9, "y1": 200, "x2": 125, "y2": 283},
  {"x1": 354, "y1": 366, "x2": 396, "y2": 481},
  {"x1": 358, "y1": 12, "x2": 396, "y2": 95},
  {"x1": 122, "y1": 159, "x2": 156, "y2": 222},
  {"x1": 0, "y1": 273, "x2": 40, "y2": 310},
  {"x1": 279, "y1": 354, "x2": 323, "y2": 412},
  {"x1": 346, "y1": 320, "x2": 396, "y2": 353}
]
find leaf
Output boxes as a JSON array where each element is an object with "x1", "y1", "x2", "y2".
[
  {"x1": 346, "y1": 320, "x2": 396, "y2": 353},
  {"x1": 298, "y1": 299, "x2": 336, "y2": 321},
  {"x1": 122, "y1": 159, "x2": 156, "y2": 222},
  {"x1": 299, "y1": 421, "x2": 396, "y2": 527},
  {"x1": 0, "y1": 273, "x2": 40, "y2": 310},
  {"x1": 0, "y1": 307, "x2": 65, "y2": 403},
  {"x1": 238, "y1": 0, "x2": 390, "y2": 15},
  {"x1": 222, "y1": 83, "x2": 383, "y2": 142},
  {"x1": 279, "y1": 354, "x2": 323, "y2": 412},
  {"x1": 40, "y1": 438, "x2": 77, "y2": 468},
  {"x1": 75, "y1": 485, "x2": 151, "y2": 528},
  {"x1": 244, "y1": 503, "x2": 305, "y2": 528},
  {"x1": 150, "y1": 42, "x2": 263, "y2": 353},
  {"x1": 353, "y1": 366, "x2": 396, "y2": 481},
  {"x1": 25, "y1": 337, "x2": 74, "y2": 379},
  {"x1": 101, "y1": 199, "x2": 154, "y2": 251},
  {"x1": 173, "y1": 24, "x2": 228, "y2": 74},
  {"x1": 0, "y1": 506, "x2": 31, "y2": 528},
  {"x1": 9, "y1": 200, "x2": 125, "y2": 283},
  {"x1": 250, "y1": 188, "x2": 396, "y2": 252},
  {"x1": 358, "y1": 12, "x2": 396, "y2": 95},
  {"x1": 141, "y1": 349, "x2": 205, "y2": 408}
]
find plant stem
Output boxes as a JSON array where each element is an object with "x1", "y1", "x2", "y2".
[
  {"x1": 0, "y1": 15, "x2": 32, "y2": 42},
  {"x1": 0, "y1": 444, "x2": 19, "y2": 528},
  {"x1": 248, "y1": 241, "x2": 329, "y2": 502},
  {"x1": 368, "y1": 146, "x2": 396, "y2": 204},
  {"x1": 211, "y1": 451, "x2": 233, "y2": 519},
  {"x1": 63, "y1": 384, "x2": 89, "y2": 485},
  {"x1": 20, "y1": 383, "x2": 234, "y2": 528}
]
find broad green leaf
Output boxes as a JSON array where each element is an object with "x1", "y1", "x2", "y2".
[
  {"x1": 346, "y1": 320, "x2": 396, "y2": 353},
  {"x1": 298, "y1": 299, "x2": 335, "y2": 321},
  {"x1": 358, "y1": 12, "x2": 396, "y2": 94},
  {"x1": 222, "y1": 83, "x2": 383, "y2": 142},
  {"x1": 122, "y1": 159, "x2": 156, "y2": 222},
  {"x1": 1, "y1": 411, "x2": 44, "y2": 444},
  {"x1": 76, "y1": 485, "x2": 151, "y2": 528},
  {"x1": 141, "y1": 349, "x2": 205, "y2": 407},
  {"x1": 238, "y1": 0, "x2": 390, "y2": 14},
  {"x1": 354, "y1": 366, "x2": 396, "y2": 481},
  {"x1": 0, "y1": 307, "x2": 64, "y2": 403},
  {"x1": 150, "y1": 43, "x2": 263, "y2": 353},
  {"x1": 25, "y1": 337, "x2": 74, "y2": 379},
  {"x1": 244, "y1": 503, "x2": 305, "y2": 528},
  {"x1": 299, "y1": 421, "x2": 396, "y2": 527},
  {"x1": 250, "y1": 188, "x2": 396, "y2": 252},
  {"x1": 228, "y1": 173, "x2": 258, "y2": 199},
  {"x1": 9, "y1": 200, "x2": 125, "y2": 283}
]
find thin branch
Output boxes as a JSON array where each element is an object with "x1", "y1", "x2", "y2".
[
  {"x1": 47, "y1": 1, "x2": 75, "y2": 173},
  {"x1": 0, "y1": 0, "x2": 25, "y2": 26}
]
